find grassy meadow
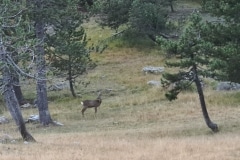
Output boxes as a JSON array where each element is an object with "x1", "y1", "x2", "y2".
[{"x1": 1, "y1": 5, "x2": 240, "y2": 160}]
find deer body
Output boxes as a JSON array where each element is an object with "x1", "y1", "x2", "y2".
[{"x1": 81, "y1": 93, "x2": 102, "y2": 117}]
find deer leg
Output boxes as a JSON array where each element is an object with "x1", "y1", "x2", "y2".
[
  {"x1": 94, "y1": 107, "x2": 98, "y2": 118},
  {"x1": 82, "y1": 107, "x2": 87, "y2": 117},
  {"x1": 94, "y1": 107, "x2": 98, "y2": 114}
]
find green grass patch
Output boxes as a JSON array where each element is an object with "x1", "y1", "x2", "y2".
[
  {"x1": 208, "y1": 91, "x2": 240, "y2": 107},
  {"x1": 109, "y1": 29, "x2": 157, "y2": 49}
]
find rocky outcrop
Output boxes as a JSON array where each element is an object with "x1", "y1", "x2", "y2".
[
  {"x1": 142, "y1": 66, "x2": 164, "y2": 74},
  {"x1": 48, "y1": 81, "x2": 70, "y2": 91},
  {"x1": 216, "y1": 82, "x2": 240, "y2": 91},
  {"x1": 0, "y1": 116, "x2": 9, "y2": 124},
  {"x1": 25, "y1": 115, "x2": 40, "y2": 123},
  {"x1": 147, "y1": 80, "x2": 161, "y2": 87},
  {"x1": 25, "y1": 114, "x2": 64, "y2": 126},
  {"x1": 142, "y1": 66, "x2": 164, "y2": 87}
]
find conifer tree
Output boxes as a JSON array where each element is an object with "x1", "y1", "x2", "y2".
[
  {"x1": 159, "y1": 13, "x2": 218, "y2": 132},
  {"x1": 202, "y1": 0, "x2": 240, "y2": 83},
  {"x1": 94, "y1": 0, "x2": 170, "y2": 41},
  {"x1": 46, "y1": 2, "x2": 96, "y2": 97},
  {"x1": 27, "y1": 0, "x2": 94, "y2": 124},
  {"x1": 0, "y1": 0, "x2": 36, "y2": 141}
]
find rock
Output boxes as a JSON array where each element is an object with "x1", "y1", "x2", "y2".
[
  {"x1": 20, "y1": 103, "x2": 32, "y2": 109},
  {"x1": 45, "y1": 25, "x2": 55, "y2": 36},
  {"x1": 48, "y1": 82, "x2": 69, "y2": 91},
  {"x1": 142, "y1": 66, "x2": 165, "y2": 74},
  {"x1": 216, "y1": 82, "x2": 240, "y2": 91},
  {"x1": 25, "y1": 115, "x2": 39, "y2": 123},
  {"x1": 0, "y1": 116, "x2": 9, "y2": 124},
  {"x1": 147, "y1": 80, "x2": 161, "y2": 87},
  {"x1": 53, "y1": 121, "x2": 64, "y2": 126},
  {"x1": 25, "y1": 115, "x2": 64, "y2": 126}
]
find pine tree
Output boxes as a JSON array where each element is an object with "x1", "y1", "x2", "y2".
[
  {"x1": 94, "y1": 0, "x2": 133, "y2": 30},
  {"x1": 94, "y1": 0, "x2": 170, "y2": 42},
  {"x1": 46, "y1": 4, "x2": 96, "y2": 97},
  {"x1": 158, "y1": 13, "x2": 218, "y2": 132},
  {"x1": 27, "y1": 0, "x2": 94, "y2": 124},
  {"x1": 202, "y1": 0, "x2": 240, "y2": 83},
  {"x1": 0, "y1": 0, "x2": 36, "y2": 141}
]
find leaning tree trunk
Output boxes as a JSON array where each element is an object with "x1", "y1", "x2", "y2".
[
  {"x1": 13, "y1": 75, "x2": 25, "y2": 105},
  {"x1": 0, "y1": 46, "x2": 35, "y2": 142},
  {"x1": 193, "y1": 65, "x2": 218, "y2": 132},
  {"x1": 3, "y1": 74, "x2": 36, "y2": 142},
  {"x1": 34, "y1": 4, "x2": 53, "y2": 125},
  {"x1": 11, "y1": 50, "x2": 25, "y2": 105}
]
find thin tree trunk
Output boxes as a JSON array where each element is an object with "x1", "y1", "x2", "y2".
[
  {"x1": 0, "y1": 46, "x2": 35, "y2": 142},
  {"x1": 69, "y1": 78, "x2": 76, "y2": 97},
  {"x1": 68, "y1": 62, "x2": 76, "y2": 97},
  {"x1": 170, "y1": 2, "x2": 174, "y2": 12},
  {"x1": 193, "y1": 65, "x2": 218, "y2": 132},
  {"x1": 34, "y1": 0, "x2": 53, "y2": 125}
]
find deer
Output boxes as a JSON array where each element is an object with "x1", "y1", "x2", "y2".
[{"x1": 81, "y1": 92, "x2": 102, "y2": 117}]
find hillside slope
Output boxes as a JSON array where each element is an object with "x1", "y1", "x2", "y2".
[{"x1": 1, "y1": 1, "x2": 240, "y2": 159}]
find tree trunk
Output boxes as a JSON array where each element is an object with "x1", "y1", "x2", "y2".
[
  {"x1": 3, "y1": 84, "x2": 36, "y2": 142},
  {"x1": 13, "y1": 75, "x2": 25, "y2": 105},
  {"x1": 0, "y1": 46, "x2": 35, "y2": 142},
  {"x1": 68, "y1": 63, "x2": 76, "y2": 97},
  {"x1": 34, "y1": 1, "x2": 53, "y2": 125},
  {"x1": 193, "y1": 65, "x2": 218, "y2": 132},
  {"x1": 69, "y1": 78, "x2": 76, "y2": 97},
  {"x1": 170, "y1": 2, "x2": 174, "y2": 12}
]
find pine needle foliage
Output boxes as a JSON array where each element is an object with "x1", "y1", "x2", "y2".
[
  {"x1": 46, "y1": 0, "x2": 96, "y2": 97},
  {"x1": 202, "y1": 0, "x2": 240, "y2": 83},
  {"x1": 158, "y1": 13, "x2": 219, "y2": 132}
]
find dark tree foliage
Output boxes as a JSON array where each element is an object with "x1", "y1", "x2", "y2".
[
  {"x1": 47, "y1": 26, "x2": 96, "y2": 97},
  {"x1": 202, "y1": 0, "x2": 240, "y2": 83},
  {"x1": 94, "y1": 0, "x2": 172, "y2": 42},
  {"x1": 166, "y1": 0, "x2": 177, "y2": 12},
  {"x1": 79, "y1": 0, "x2": 93, "y2": 6},
  {"x1": 0, "y1": 0, "x2": 36, "y2": 141},
  {"x1": 129, "y1": 0, "x2": 168, "y2": 41},
  {"x1": 78, "y1": 0, "x2": 94, "y2": 12},
  {"x1": 158, "y1": 13, "x2": 218, "y2": 132},
  {"x1": 96, "y1": 0, "x2": 134, "y2": 30},
  {"x1": 45, "y1": 0, "x2": 96, "y2": 97}
]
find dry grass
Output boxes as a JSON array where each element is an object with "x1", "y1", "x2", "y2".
[
  {"x1": 1, "y1": 11, "x2": 240, "y2": 160},
  {"x1": 1, "y1": 130, "x2": 240, "y2": 160},
  {"x1": 1, "y1": 98, "x2": 240, "y2": 160}
]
